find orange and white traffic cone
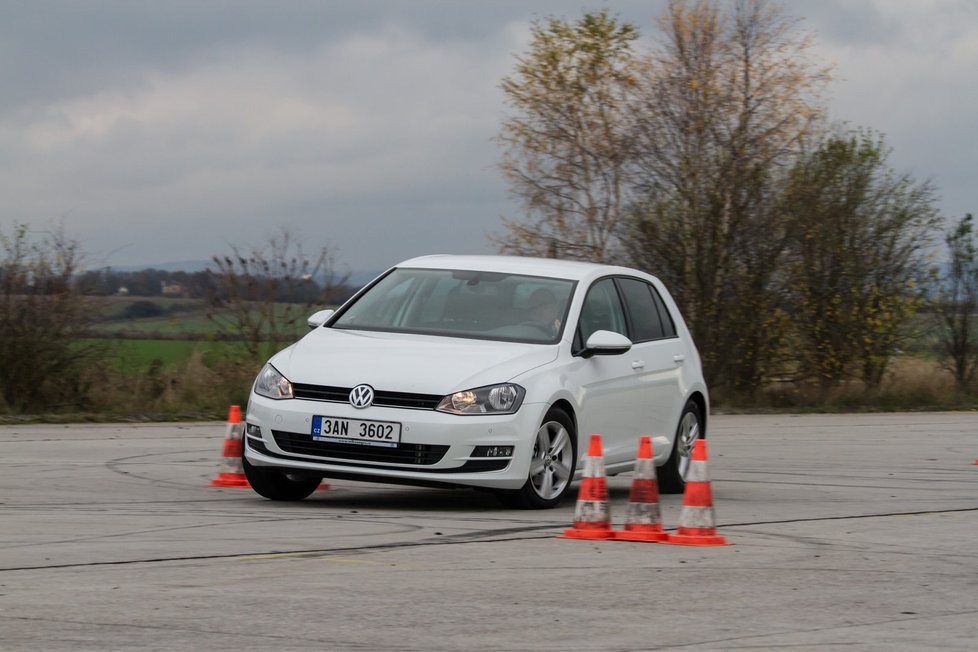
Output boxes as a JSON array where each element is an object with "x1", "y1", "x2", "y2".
[
  {"x1": 614, "y1": 436, "x2": 668, "y2": 543},
  {"x1": 664, "y1": 438, "x2": 728, "y2": 546},
  {"x1": 209, "y1": 405, "x2": 250, "y2": 488},
  {"x1": 559, "y1": 434, "x2": 615, "y2": 540}
]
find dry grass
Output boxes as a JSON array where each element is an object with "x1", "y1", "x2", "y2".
[
  {"x1": 713, "y1": 356, "x2": 973, "y2": 412},
  {"x1": 875, "y1": 356, "x2": 958, "y2": 405},
  {"x1": 86, "y1": 349, "x2": 257, "y2": 418},
  {"x1": 5, "y1": 351, "x2": 976, "y2": 421}
]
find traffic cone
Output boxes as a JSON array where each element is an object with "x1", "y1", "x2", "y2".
[
  {"x1": 209, "y1": 405, "x2": 250, "y2": 488},
  {"x1": 559, "y1": 434, "x2": 615, "y2": 540},
  {"x1": 614, "y1": 436, "x2": 668, "y2": 542},
  {"x1": 664, "y1": 438, "x2": 729, "y2": 546}
]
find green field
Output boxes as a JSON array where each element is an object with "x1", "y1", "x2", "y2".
[
  {"x1": 88, "y1": 296, "x2": 316, "y2": 340},
  {"x1": 91, "y1": 297, "x2": 221, "y2": 335},
  {"x1": 89, "y1": 315, "x2": 218, "y2": 336},
  {"x1": 75, "y1": 296, "x2": 331, "y2": 382},
  {"x1": 89, "y1": 339, "x2": 244, "y2": 373}
]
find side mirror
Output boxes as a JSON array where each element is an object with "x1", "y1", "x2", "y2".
[
  {"x1": 581, "y1": 330, "x2": 632, "y2": 358},
  {"x1": 307, "y1": 309, "x2": 335, "y2": 329}
]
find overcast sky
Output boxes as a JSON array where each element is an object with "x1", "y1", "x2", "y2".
[{"x1": 2, "y1": 0, "x2": 976, "y2": 274}]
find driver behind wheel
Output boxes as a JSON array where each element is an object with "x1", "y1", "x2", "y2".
[{"x1": 528, "y1": 288, "x2": 561, "y2": 335}]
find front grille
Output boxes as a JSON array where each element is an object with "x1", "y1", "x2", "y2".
[
  {"x1": 292, "y1": 383, "x2": 442, "y2": 410},
  {"x1": 249, "y1": 432, "x2": 508, "y2": 474},
  {"x1": 271, "y1": 430, "x2": 448, "y2": 465}
]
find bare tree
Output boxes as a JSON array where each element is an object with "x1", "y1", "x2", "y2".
[
  {"x1": 208, "y1": 229, "x2": 349, "y2": 363},
  {"x1": 623, "y1": 0, "x2": 831, "y2": 393},
  {"x1": 494, "y1": 10, "x2": 640, "y2": 263},
  {"x1": 934, "y1": 213, "x2": 978, "y2": 392}
]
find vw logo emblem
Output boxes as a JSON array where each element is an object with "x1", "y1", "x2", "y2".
[{"x1": 349, "y1": 384, "x2": 375, "y2": 409}]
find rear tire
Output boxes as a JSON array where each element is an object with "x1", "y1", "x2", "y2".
[
  {"x1": 659, "y1": 400, "x2": 702, "y2": 494},
  {"x1": 496, "y1": 407, "x2": 577, "y2": 509},
  {"x1": 243, "y1": 450, "x2": 321, "y2": 501}
]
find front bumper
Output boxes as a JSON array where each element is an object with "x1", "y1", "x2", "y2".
[{"x1": 245, "y1": 394, "x2": 549, "y2": 490}]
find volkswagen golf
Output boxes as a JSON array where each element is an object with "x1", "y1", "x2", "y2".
[{"x1": 243, "y1": 254, "x2": 708, "y2": 508}]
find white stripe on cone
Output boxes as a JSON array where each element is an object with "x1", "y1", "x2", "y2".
[
  {"x1": 677, "y1": 504, "x2": 716, "y2": 529},
  {"x1": 685, "y1": 459, "x2": 709, "y2": 482},
  {"x1": 623, "y1": 457, "x2": 661, "y2": 526},
  {"x1": 574, "y1": 500, "x2": 610, "y2": 524},
  {"x1": 583, "y1": 454, "x2": 606, "y2": 476},
  {"x1": 218, "y1": 421, "x2": 245, "y2": 475}
]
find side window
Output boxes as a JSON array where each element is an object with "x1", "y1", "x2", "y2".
[
  {"x1": 649, "y1": 285, "x2": 677, "y2": 338},
  {"x1": 617, "y1": 278, "x2": 664, "y2": 342},
  {"x1": 577, "y1": 278, "x2": 627, "y2": 343}
]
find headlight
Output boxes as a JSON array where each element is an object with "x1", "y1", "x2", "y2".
[
  {"x1": 435, "y1": 383, "x2": 525, "y2": 415},
  {"x1": 253, "y1": 363, "x2": 293, "y2": 400}
]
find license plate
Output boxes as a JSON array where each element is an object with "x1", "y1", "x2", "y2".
[{"x1": 312, "y1": 415, "x2": 402, "y2": 448}]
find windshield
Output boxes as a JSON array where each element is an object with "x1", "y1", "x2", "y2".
[{"x1": 331, "y1": 268, "x2": 576, "y2": 344}]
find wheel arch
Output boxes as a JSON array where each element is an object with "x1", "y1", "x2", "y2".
[
  {"x1": 547, "y1": 398, "x2": 579, "y2": 450},
  {"x1": 687, "y1": 390, "x2": 708, "y2": 438}
]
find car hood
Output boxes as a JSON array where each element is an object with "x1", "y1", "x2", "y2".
[{"x1": 273, "y1": 327, "x2": 559, "y2": 394}]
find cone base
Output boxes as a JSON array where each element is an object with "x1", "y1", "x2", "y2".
[
  {"x1": 558, "y1": 526, "x2": 615, "y2": 540},
  {"x1": 613, "y1": 529, "x2": 668, "y2": 543},
  {"x1": 209, "y1": 473, "x2": 250, "y2": 488},
  {"x1": 664, "y1": 532, "x2": 729, "y2": 546}
]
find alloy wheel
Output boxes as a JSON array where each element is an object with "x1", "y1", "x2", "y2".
[
  {"x1": 529, "y1": 420, "x2": 574, "y2": 500},
  {"x1": 676, "y1": 410, "x2": 700, "y2": 480}
]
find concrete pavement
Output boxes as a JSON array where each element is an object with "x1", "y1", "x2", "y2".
[{"x1": 1, "y1": 413, "x2": 976, "y2": 650}]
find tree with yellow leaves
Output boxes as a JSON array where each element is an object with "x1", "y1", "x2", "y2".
[
  {"x1": 494, "y1": 10, "x2": 639, "y2": 263},
  {"x1": 496, "y1": 1, "x2": 940, "y2": 400},
  {"x1": 782, "y1": 129, "x2": 937, "y2": 393}
]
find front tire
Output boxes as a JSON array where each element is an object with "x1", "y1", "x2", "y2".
[
  {"x1": 659, "y1": 400, "x2": 703, "y2": 494},
  {"x1": 496, "y1": 408, "x2": 577, "y2": 509},
  {"x1": 243, "y1": 451, "x2": 321, "y2": 501}
]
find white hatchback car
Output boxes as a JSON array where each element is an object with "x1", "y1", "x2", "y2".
[{"x1": 243, "y1": 255, "x2": 708, "y2": 508}]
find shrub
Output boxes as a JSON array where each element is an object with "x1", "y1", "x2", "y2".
[{"x1": 0, "y1": 223, "x2": 104, "y2": 412}]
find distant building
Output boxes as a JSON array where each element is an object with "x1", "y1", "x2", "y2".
[
  {"x1": 116, "y1": 286, "x2": 130, "y2": 296},
  {"x1": 161, "y1": 280, "x2": 186, "y2": 297}
]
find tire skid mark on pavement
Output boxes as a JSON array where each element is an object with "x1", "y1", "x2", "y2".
[
  {"x1": 0, "y1": 525, "x2": 562, "y2": 573},
  {"x1": 0, "y1": 515, "x2": 425, "y2": 551},
  {"x1": 0, "y1": 502, "x2": 563, "y2": 528},
  {"x1": 0, "y1": 613, "x2": 368, "y2": 650},
  {"x1": 719, "y1": 477, "x2": 976, "y2": 491},
  {"x1": 104, "y1": 450, "x2": 217, "y2": 491},
  {"x1": 4, "y1": 508, "x2": 976, "y2": 573},
  {"x1": 0, "y1": 435, "x2": 214, "y2": 444},
  {"x1": 647, "y1": 608, "x2": 978, "y2": 651},
  {"x1": 722, "y1": 505, "x2": 978, "y2": 528}
]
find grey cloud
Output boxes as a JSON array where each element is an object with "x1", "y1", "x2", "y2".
[{"x1": 2, "y1": 0, "x2": 975, "y2": 272}]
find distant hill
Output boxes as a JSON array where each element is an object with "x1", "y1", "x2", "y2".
[
  {"x1": 104, "y1": 260, "x2": 383, "y2": 291},
  {"x1": 109, "y1": 260, "x2": 213, "y2": 273}
]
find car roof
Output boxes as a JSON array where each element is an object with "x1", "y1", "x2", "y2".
[{"x1": 394, "y1": 254, "x2": 650, "y2": 282}]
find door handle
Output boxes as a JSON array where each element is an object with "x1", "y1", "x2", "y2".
[
  {"x1": 672, "y1": 354, "x2": 686, "y2": 364},
  {"x1": 631, "y1": 360, "x2": 645, "y2": 370}
]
